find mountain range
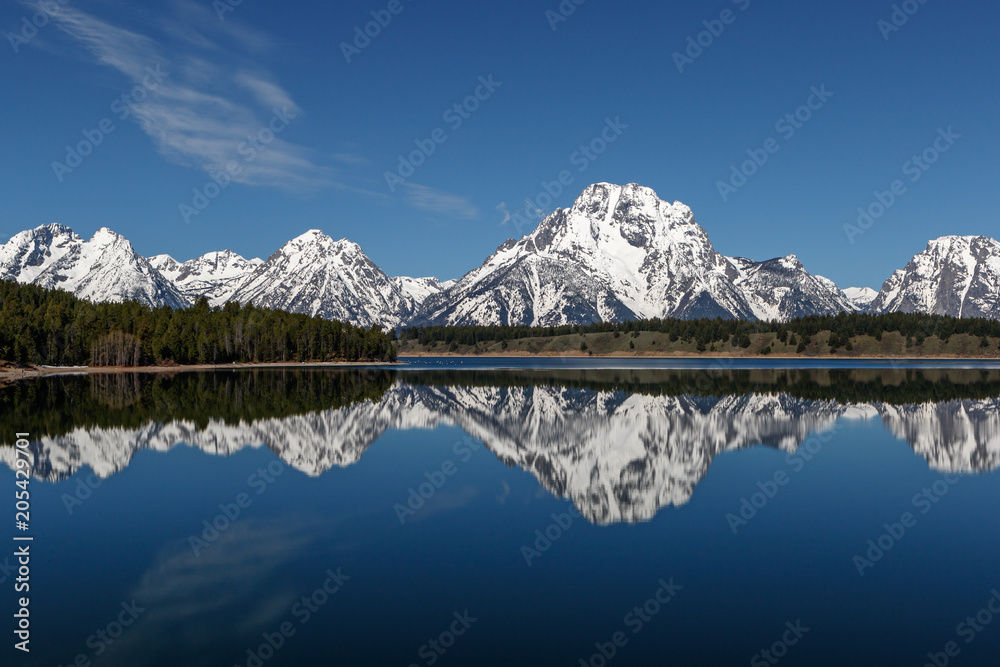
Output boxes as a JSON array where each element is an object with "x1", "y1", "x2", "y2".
[
  {"x1": 2, "y1": 183, "x2": 998, "y2": 328},
  {"x1": 3, "y1": 381, "x2": 997, "y2": 524}
]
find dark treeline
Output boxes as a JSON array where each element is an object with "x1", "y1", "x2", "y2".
[
  {"x1": 401, "y1": 368, "x2": 1000, "y2": 405},
  {"x1": 0, "y1": 369, "x2": 396, "y2": 442},
  {"x1": 403, "y1": 312, "x2": 1000, "y2": 351},
  {"x1": 0, "y1": 280, "x2": 396, "y2": 365}
]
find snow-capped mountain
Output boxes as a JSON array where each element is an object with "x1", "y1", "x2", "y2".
[
  {"x1": 150, "y1": 250, "x2": 263, "y2": 306},
  {"x1": 0, "y1": 225, "x2": 445, "y2": 327},
  {"x1": 0, "y1": 224, "x2": 188, "y2": 308},
  {"x1": 228, "y1": 230, "x2": 414, "y2": 329},
  {"x1": 844, "y1": 287, "x2": 879, "y2": 311},
  {"x1": 393, "y1": 276, "x2": 455, "y2": 314},
  {"x1": 416, "y1": 183, "x2": 758, "y2": 326},
  {"x1": 415, "y1": 184, "x2": 858, "y2": 326},
  {"x1": 4, "y1": 191, "x2": 998, "y2": 327},
  {"x1": 869, "y1": 236, "x2": 1000, "y2": 318},
  {"x1": 728, "y1": 254, "x2": 856, "y2": 321},
  {"x1": 3, "y1": 382, "x2": 996, "y2": 524}
]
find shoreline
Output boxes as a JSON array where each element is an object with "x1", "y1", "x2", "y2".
[
  {"x1": 0, "y1": 360, "x2": 402, "y2": 383},
  {"x1": 397, "y1": 350, "x2": 1000, "y2": 361},
  {"x1": 3, "y1": 350, "x2": 999, "y2": 383}
]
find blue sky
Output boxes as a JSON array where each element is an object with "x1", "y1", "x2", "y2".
[{"x1": 1, "y1": 0, "x2": 997, "y2": 289}]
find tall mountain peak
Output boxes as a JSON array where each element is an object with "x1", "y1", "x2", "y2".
[
  {"x1": 415, "y1": 183, "x2": 851, "y2": 326},
  {"x1": 229, "y1": 231, "x2": 413, "y2": 329}
]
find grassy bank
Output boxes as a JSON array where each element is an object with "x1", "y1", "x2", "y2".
[{"x1": 399, "y1": 330, "x2": 1000, "y2": 358}]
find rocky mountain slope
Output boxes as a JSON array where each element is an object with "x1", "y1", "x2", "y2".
[
  {"x1": 869, "y1": 236, "x2": 1000, "y2": 318},
  {"x1": 0, "y1": 224, "x2": 188, "y2": 308},
  {"x1": 150, "y1": 251, "x2": 263, "y2": 306},
  {"x1": 728, "y1": 254, "x2": 856, "y2": 321},
  {"x1": 227, "y1": 230, "x2": 417, "y2": 329}
]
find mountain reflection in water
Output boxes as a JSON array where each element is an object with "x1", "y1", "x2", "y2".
[{"x1": 2, "y1": 368, "x2": 998, "y2": 524}]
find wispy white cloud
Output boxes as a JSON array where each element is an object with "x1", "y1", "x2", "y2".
[
  {"x1": 496, "y1": 201, "x2": 511, "y2": 226},
  {"x1": 403, "y1": 184, "x2": 480, "y2": 220},
  {"x1": 33, "y1": 0, "x2": 334, "y2": 190},
  {"x1": 168, "y1": 0, "x2": 275, "y2": 53},
  {"x1": 331, "y1": 153, "x2": 371, "y2": 166},
  {"x1": 234, "y1": 71, "x2": 299, "y2": 111},
  {"x1": 38, "y1": 2, "x2": 159, "y2": 80}
]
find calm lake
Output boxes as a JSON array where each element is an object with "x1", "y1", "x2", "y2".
[{"x1": 3, "y1": 359, "x2": 1000, "y2": 666}]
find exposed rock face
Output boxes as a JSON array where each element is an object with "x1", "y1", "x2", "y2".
[{"x1": 417, "y1": 183, "x2": 857, "y2": 325}]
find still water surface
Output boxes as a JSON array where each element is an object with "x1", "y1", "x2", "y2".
[{"x1": 2, "y1": 360, "x2": 999, "y2": 666}]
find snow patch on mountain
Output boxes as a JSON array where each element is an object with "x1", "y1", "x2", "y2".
[
  {"x1": 417, "y1": 184, "x2": 861, "y2": 325},
  {"x1": 844, "y1": 287, "x2": 879, "y2": 310},
  {"x1": 393, "y1": 276, "x2": 454, "y2": 312}
]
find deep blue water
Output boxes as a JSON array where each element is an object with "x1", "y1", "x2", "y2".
[{"x1": 2, "y1": 366, "x2": 999, "y2": 667}]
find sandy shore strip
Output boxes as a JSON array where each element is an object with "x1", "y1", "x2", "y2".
[{"x1": 0, "y1": 360, "x2": 403, "y2": 383}]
